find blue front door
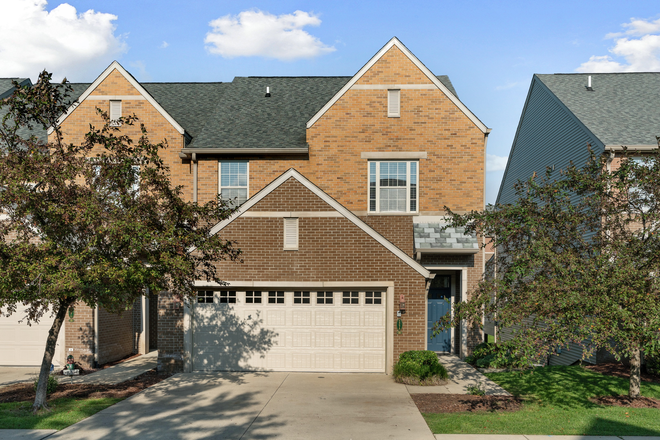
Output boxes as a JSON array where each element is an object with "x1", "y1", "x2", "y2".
[{"x1": 427, "y1": 275, "x2": 451, "y2": 352}]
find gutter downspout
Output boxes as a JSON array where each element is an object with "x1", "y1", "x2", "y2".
[
  {"x1": 94, "y1": 306, "x2": 99, "y2": 368},
  {"x1": 192, "y1": 153, "x2": 198, "y2": 203}
]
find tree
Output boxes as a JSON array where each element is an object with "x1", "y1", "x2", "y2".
[
  {"x1": 0, "y1": 72, "x2": 241, "y2": 412},
  {"x1": 442, "y1": 145, "x2": 660, "y2": 398}
]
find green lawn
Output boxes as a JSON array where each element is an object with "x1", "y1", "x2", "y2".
[
  {"x1": 423, "y1": 365, "x2": 660, "y2": 435},
  {"x1": 0, "y1": 397, "x2": 122, "y2": 430}
]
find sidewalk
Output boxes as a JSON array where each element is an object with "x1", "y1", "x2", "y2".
[
  {"x1": 406, "y1": 353, "x2": 510, "y2": 395},
  {"x1": 435, "y1": 436, "x2": 660, "y2": 440},
  {"x1": 58, "y1": 350, "x2": 158, "y2": 385}
]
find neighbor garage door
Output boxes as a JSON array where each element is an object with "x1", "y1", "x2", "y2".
[
  {"x1": 193, "y1": 290, "x2": 386, "y2": 372},
  {"x1": 0, "y1": 308, "x2": 64, "y2": 366}
]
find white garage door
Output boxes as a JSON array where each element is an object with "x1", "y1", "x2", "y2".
[
  {"x1": 0, "y1": 308, "x2": 64, "y2": 366},
  {"x1": 193, "y1": 290, "x2": 386, "y2": 372}
]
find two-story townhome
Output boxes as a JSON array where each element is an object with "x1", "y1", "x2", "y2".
[
  {"x1": 496, "y1": 72, "x2": 660, "y2": 365},
  {"x1": 47, "y1": 37, "x2": 489, "y2": 374}
]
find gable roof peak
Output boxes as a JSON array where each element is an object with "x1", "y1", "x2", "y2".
[{"x1": 306, "y1": 37, "x2": 489, "y2": 133}]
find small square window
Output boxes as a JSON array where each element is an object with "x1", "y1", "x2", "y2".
[
  {"x1": 342, "y1": 291, "x2": 359, "y2": 305},
  {"x1": 197, "y1": 291, "x2": 214, "y2": 304},
  {"x1": 219, "y1": 291, "x2": 236, "y2": 304},
  {"x1": 268, "y1": 291, "x2": 284, "y2": 304},
  {"x1": 246, "y1": 291, "x2": 262, "y2": 304},
  {"x1": 316, "y1": 291, "x2": 333, "y2": 305},
  {"x1": 365, "y1": 291, "x2": 382, "y2": 305},
  {"x1": 294, "y1": 291, "x2": 310, "y2": 304}
]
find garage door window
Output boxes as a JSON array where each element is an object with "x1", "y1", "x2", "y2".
[
  {"x1": 343, "y1": 291, "x2": 359, "y2": 305},
  {"x1": 294, "y1": 291, "x2": 310, "y2": 304},
  {"x1": 317, "y1": 291, "x2": 333, "y2": 304},
  {"x1": 365, "y1": 291, "x2": 382, "y2": 305},
  {"x1": 219, "y1": 291, "x2": 236, "y2": 304},
  {"x1": 268, "y1": 291, "x2": 285, "y2": 304},
  {"x1": 197, "y1": 291, "x2": 214, "y2": 304},
  {"x1": 246, "y1": 291, "x2": 262, "y2": 303}
]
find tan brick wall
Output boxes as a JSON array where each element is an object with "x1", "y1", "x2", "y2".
[
  {"x1": 98, "y1": 306, "x2": 135, "y2": 365},
  {"x1": 157, "y1": 292, "x2": 184, "y2": 373},
  {"x1": 64, "y1": 302, "x2": 95, "y2": 368}
]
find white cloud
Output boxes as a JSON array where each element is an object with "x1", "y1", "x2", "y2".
[
  {"x1": 487, "y1": 154, "x2": 508, "y2": 172},
  {"x1": 0, "y1": 0, "x2": 125, "y2": 81},
  {"x1": 205, "y1": 9, "x2": 335, "y2": 60},
  {"x1": 160, "y1": 41, "x2": 169, "y2": 49},
  {"x1": 577, "y1": 17, "x2": 660, "y2": 72}
]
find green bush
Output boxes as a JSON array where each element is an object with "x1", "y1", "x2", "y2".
[
  {"x1": 33, "y1": 375, "x2": 58, "y2": 395},
  {"x1": 647, "y1": 355, "x2": 660, "y2": 376},
  {"x1": 393, "y1": 350, "x2": 449, "y2": 384},
  {"x1": 466, "y1": 342, "x2": 516, "y2": 368}
]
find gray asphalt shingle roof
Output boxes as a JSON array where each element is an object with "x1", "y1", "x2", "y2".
[
  {"x1": 537, "y1": 73, "x2": 660, "y2": 146},
  {"x1": 413, "y1": 223, "x2": 478, "y2": 250}
]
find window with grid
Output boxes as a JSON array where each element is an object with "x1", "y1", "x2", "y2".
[
  {"x1": 245, "y1": 291, "x2": 262, "y2": 304},
  {"x1": 219, "y1": 291, "x2": 236, "y2": 304},
  {"x1": 369, "y1": 161, "x2": 417, "y2": 213},
  {"x1": 268, "y1": 291, "x2": 284, "y2": 304},
  {"x1": 197, "y1": 291, "x2": 214, "y2": 304},
  {"x1": 316, "y1": 291, "x2": 333, "y2": 305},
  {"x1": 342, "y1": 291, "x2": 359, "y2": 305},
  {"x1": 294, "y1": 291, "x2": 310, "y2": 304},
  {"x1": 219, "y1": 161, "x2": 248, "y2": 207},
  {"x1": 365, "y1": 291, "x2": 382, "y2": 305}
]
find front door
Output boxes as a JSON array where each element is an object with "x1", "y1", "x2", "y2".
[{"x1": 427, "y1": 275, "x2": 451, "y2": 352}]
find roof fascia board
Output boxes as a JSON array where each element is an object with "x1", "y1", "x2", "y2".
[
  {"x1": 49, "y1": 61, "x2": 185, "y2": 135},
  {"x1": 179, "y1": 147, "x2": 308, "y2": 157},
  {"x1": 195, "y1": 168, "x2": 430, "y2": 278},
  {"x1": 306, "y1": 37, "x2": 489, "y2": 133}
]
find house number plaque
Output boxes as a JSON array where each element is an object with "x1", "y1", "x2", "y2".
[{"x1": 397, "y1": 318, "x2": 403, "y2": 334}]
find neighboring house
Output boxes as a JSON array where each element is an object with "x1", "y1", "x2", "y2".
[
  {"x1": 495, "y1": 72, "x2": 660, "y2": 365},
  {"x1": 25, "y1": 37, "x2": 489, "y2": 373},
  {"x1": 0, "y1": 78, "x2": 155, "y2": 368}
]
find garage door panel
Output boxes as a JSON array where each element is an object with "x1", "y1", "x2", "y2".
[
  {"x1": 0, "y1": 308, "x2": 64, "y2": 366},
  {"x1": 193, "y1": 290, "x2": 386, "y2": 373}
]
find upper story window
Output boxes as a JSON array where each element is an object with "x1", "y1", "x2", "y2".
[
  {"x1": 109, "y1": 100, "x2": 122, "y2": 126},
  {"x1": 369, "y1": 161, "x2": 418, "y2": 213},
  {"x1": 388, "y1": 90, "x2": 400, "y2": 117},
  {"x1": 218, "y1": 161, "x2": 248, "y2": 207}
]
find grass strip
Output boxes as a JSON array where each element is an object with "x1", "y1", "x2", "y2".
[{"x1": 0, "y1": 397, "x2": 122, "y2": 430}]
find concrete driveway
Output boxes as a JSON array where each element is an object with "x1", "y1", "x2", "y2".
[
  {"x1": 0, "y1": 367, "x2": 42, "y2": 387},
  {"x1": 48, "y1": 372, "x2": 434, "y2": 440}
]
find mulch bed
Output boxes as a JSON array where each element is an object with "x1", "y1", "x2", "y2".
[
  {"x1": 0, "y1": 369, "x2": 171, "y2": 403},
  {"x1": 590, "y1": 395, "x2": 660, "y2": 409},
  {"x1": 412, "y1": 394, "x2": 524, "y2": 413},
  {"x1": 585, "y1": 362, "x2": 660, "y2": 383}
]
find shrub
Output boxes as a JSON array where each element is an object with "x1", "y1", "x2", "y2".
[
  {"x1": 647, "y1": 354, "x2": 660, "y2": 376},
  {"x1": 393, "y1": 350, "x2": 449, "y2": 385},
  {"x1": 466, "y1": 383, "x2": 486, "y2": 396},
  {"x1": 33, "y1": 375, "x2": 58, "y2": 395}
]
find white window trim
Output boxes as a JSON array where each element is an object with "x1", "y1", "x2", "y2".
[
  {"x1": 388, "y1": 89, "x2": 400, "y2": 117},
  {"x1": 218, "y1": 160, "x2": 249, "y2": 205},
  {"x1": 283, "y1": 217, "x2": 299, "y2": 250},
  {"x1": 368, "y1": 161, "x2": 418, "y2": 214}
]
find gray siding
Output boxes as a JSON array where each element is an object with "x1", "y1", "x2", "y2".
[
  {"x1": 549, "y1": 341, "x2": 597, "y2": 366},
  {"x1": 497, "y1": 76, "x2": 604, "y2": 206}
]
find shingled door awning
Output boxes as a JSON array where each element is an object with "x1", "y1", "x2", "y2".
[{"x1": 413, "y1": 222, "x2": 479, "y2": 257}]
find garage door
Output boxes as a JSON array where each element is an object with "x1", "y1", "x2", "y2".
[
  {"x1": 193, "y1": 290, "x2": 386, "y2": 372},
  {"x1": 0, "y1": 308, "x2": 64, "y2": 366}
]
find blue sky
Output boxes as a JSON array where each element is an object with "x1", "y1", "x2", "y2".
[{"x1": 3, "y1": 1, "x2": 660, "y2": 204}]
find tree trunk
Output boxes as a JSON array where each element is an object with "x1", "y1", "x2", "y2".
[
  {"x1": 629, "y1": 347, "x2": 641, "y2": 398},
  {"x1": 33, "y1": 297, "x2": 74, "y2": 413}
]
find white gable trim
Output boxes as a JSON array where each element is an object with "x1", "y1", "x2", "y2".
[
  {"x1": 195, "y1": 168, "x2": 430, "y2": 278},
  {"x1": 306, "y1": 37, "x2": 489, "y2": 133},
  {"x1": 48, "y1": 61, "x2": 185, "y2": 135}
]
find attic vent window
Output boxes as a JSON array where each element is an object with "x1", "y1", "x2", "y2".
[
  {"x1": 109, "y1": 100, "x2": 122, "y2": 126},
  {"x1": 388, "y1": 90, "x2": 400, "y2": 117},
  {"x1": 283, "y1": 217, "x2": 298, "y2": 250}
]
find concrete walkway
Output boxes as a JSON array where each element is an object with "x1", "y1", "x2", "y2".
[
  {"x1": 1, "y1": 430, "x2": 57, "y2": 439},
  {"x1": 406, "y1": 353, "x2": 510, "y2": 395},
  {"x1": 57, "y1": 350, "x2": 158, "y2": 385},
  {"x1": 0, "y1": 367, "x2": 43, "y2": 387},
  {"x1": 435, "y1": 436, "x2": 660, "y2": 440}
]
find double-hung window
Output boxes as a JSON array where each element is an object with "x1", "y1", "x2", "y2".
[
  {"x1": 218, "y1": 161, "x2": 248, "y2": 207},
  {"x1": 369, "y1": 161, "x2": 418, "y2": 213}
]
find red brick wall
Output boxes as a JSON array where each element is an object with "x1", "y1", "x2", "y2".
[
  {"x1": 98, "y1": 306, "x2": 135, "y2": 365},
  {"x1": 64, "y1": 302, "x2": 95, "y2": 368}
]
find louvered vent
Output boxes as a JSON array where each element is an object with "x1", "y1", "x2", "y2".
[
  {"x1": 110, "y1": 100, "x2": 122, "y2": 126},
  {"x1": 388, "y1": 90, "x2": 400, "y2": 117},
  {"x1": 283, "y1": 218, "x2": 299, "y2": 250}
]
